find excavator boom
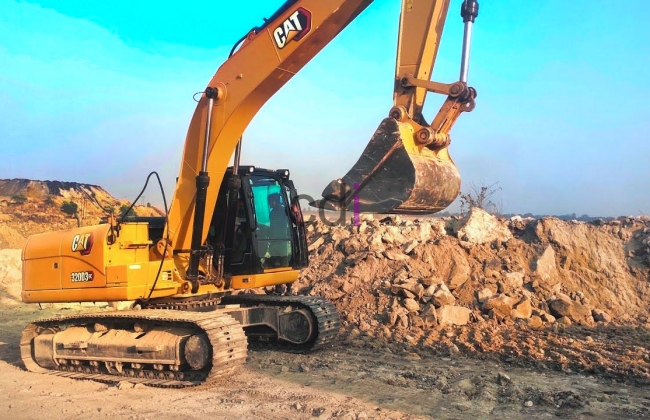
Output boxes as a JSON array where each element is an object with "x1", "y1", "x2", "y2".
[{"x1": 166, "y1": 0, "x2": 373, "y2": 253}]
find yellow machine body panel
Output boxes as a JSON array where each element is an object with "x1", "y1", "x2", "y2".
[
  {"x1": 21, "y1": 221, "x2": 299, "y2": 303},
  {"x1": 22, "y1": 223, "x2": 178, "y2": 303},
  {"x1": 230, "y1": 270, "x2": 299, "y2": 290}
]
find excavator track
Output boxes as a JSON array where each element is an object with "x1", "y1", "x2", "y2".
[
  {"x1": 221, "y1": 294, "x2": 341, "y2": 351},
  {"x1": 20, "y1": 309, "x2": 247, "y2": 388}
]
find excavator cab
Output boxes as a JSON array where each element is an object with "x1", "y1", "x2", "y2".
[{"x1": 209, "y1": 166, "x2": 308, "y2": 277}]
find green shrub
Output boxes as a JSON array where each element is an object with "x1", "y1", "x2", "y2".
[
  {"x1": 119, "y1": 204, "x2": 137, "y2": 218},
  {"x1": 60, "y1": 201, "x2": 78, "y2": 216},
  {"x1": 11, "y1": 194, "x2": 27, "y2": 204}
]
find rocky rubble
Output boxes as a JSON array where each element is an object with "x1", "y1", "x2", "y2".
[
  {"x1": 294, "y1": 208, "x2": 650, "y2": 379},
  {"x1": 298, "y1": 208, "x2": 650, "y2": 327}
]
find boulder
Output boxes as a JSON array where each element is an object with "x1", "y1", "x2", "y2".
[
  {"x1": 420, "y1": 303, "x2": 438, "y2": 326},
  {"x1": 548, "y1": 294, "x2": 592, "y2": 323},
  {"x1": 369, "y1": 233, "x2": 384, "y2": 252},
  {"x1": 308, "y1": 236, "x2": 325, "y2": 252},
  {"x1": 452, "y1": 207, "x2": 513, "y2": 246},
  {"x1": 382, "y1": 232, "x2": 396, "y2": 244},
  {"x1": 340, "y1": 281, "x2": 356, "y2": 294},
  {"x1": 403, "y1": 240, "x2": 419, "y2": 254},
  {"x1": 436, "y1": 305, "x2": 472, "y2": 326},
  {"x1": 358, "y1": 221, "x2": 368, "y2": 234},
  {"x1": 482, "y1": 294, "x2": 518, "y2": 314},
  {"x1": 422, "y1": 276, "x2": 444, "y2": 287},
  {"x1": 497, "y1": 372, "x2": 511, "y2": 386},
  {"x1": 423, "y1": 285, "x2": 437, "y2": 297},
  {"x1": 415, "y1": 221, "x2": 433, "y2": 242},
  {"x1": 432, "y1": 288, "x2": 456, "y2": 307},
  {"x1": 509, "y1": 215, "x2": 527, "y2": 230},
  {"x1": 384, "y1": 250, "x2": 409, "y2": 261},
  {"x1": 359, "y1": 214, "x2": 375, "y2": 222},
  {"x1": 476, "y1": 288, "x2": 494, "y2": 304},
  {"x1": 541, "y1": 313, "x2": 556, "y2": 323},
  {"x1": 430, "y1": 220, "x2": 447, "y2": 238},
  {"x1": 343, "y1": 237, "x2": 365, "y2": 255},
  {"x1": 534, "y1": 245, "x2": 557, "y2": 277},
  {"x1": 386, "y1": 226, "x2": 405, "y2": 243},
  {"x1": 511, "y1": 298, "x2": 532, "y2": 319},
  {"x1": 592, "y1": 308, "x2": 612, "y2": 323},
  {"x1": 499, "y1": 272, "x2": 524, "y2": 293},
  {"x1": 390, "y1": 285, "x2": 416, "y2": 299},
  {"x1": 331, "y1": 228, "x2": 351, "y2": 243},
  {"x1": 448, "y1": 255, "x2": 471, "y2": 290},
  {"x1": 388, "y1": 307, "x2": 408, "y2": 327},
  {"x1": 413, "y1": 283, "x2": 425, "y2": 299},
  {"x1": 533, "y1": 245, "x2": 560, "y2": 287},
  {"x1": 527, "y1": 315, "x2": 543, "y2": 329},
  {"x1": 403, "y1": 298, "x2": 420, "y2": 313}
]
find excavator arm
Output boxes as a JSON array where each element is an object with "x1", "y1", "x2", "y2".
[{"x1": 317, "y1": 0, "x2": 479, "y2": 214}]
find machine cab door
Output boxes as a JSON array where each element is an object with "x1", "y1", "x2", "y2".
[
  {"x1": 213, "y1": 169, "x2": 307, "y2": 276},
  {"x1": 285, "y1": 179, "x2": 308, "y2": 269},
  {"x1": 245, "y1": 174, "x2": 294, "y2": 271}
]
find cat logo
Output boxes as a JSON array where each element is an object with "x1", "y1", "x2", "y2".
[
  {"x1": 71, "y1": 233, "x2": 93, "y2": 256},
  {"x1": 273, "y1": 8, "x2": 312, "y2": 49}
]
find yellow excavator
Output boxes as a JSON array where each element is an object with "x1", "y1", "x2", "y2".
[{"x1": 20, "y1": 0, "x2": 479, "y2": 387}]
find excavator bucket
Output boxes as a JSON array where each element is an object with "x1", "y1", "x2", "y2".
[{"x1": 313, "y1": 117, "x2": 460, "y2": 215}]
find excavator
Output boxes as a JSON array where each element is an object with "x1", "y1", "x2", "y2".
[{"x1": 20, "y1": 0, "x2": 479, "y2": 387}]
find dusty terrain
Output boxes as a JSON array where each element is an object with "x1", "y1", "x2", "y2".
[{"x1": 1, "y1": 185, "x2": 650, "y2": 418}]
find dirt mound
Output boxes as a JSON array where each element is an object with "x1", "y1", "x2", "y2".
[
  {"x1": 0, "y1": 223, "x2": 25, "y2": 249},
  {"x1": 0, "y1": 249, "x2": 22, "y2": 305},
  {"x1": 0, "y1": 178, "x2": 165, "y2": 248},
  {"x1": 294, "y1": 208, "x2": 650, "y2": 382},
  {"x1": 0, "y1": 178, "x2": 108, "y2": 201}
]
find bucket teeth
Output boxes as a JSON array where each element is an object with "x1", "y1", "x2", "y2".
[{"x1": 313, "y1": 118, "x2": 461, "y2": 215}]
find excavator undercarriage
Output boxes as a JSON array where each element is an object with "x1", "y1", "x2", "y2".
[{"x1": 22, "y1": 295, "x2": 339, "y2": 387}]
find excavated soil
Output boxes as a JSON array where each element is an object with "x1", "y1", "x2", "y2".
[
  {"x1": 0, "y1": 209, "x2": 649, "y2": 419},
  {"x1": 294, "y1": 210, "x2": 650, "y2": 385}
]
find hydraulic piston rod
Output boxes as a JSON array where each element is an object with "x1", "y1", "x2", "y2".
[
  {"x1": 187, "y1": 87, "x2": 218, "y2": 292},
  {"x1": 459, "y1": 0, "x2": 479, "y2": 83},
  {"x1": 233, "y1": 136, "x2": 243, "y2": 175}
]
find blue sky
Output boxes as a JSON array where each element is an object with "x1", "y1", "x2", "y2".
[{"x1": 1, "y1": 0, "x2": 648, "y2": 216}]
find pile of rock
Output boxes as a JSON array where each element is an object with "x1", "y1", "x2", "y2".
[{"x1": 295, "y1": 207, "x2": 650, "y2": 340}]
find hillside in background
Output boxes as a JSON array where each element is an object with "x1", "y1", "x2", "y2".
[{"x1": 0, "y1": 178, "x2": 164, "y2": 248}]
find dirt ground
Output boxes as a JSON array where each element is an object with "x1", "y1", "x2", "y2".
[{"x1": 0, "y1": 298, "x2": 649, "y2": 419}]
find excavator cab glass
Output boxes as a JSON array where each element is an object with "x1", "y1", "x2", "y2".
[
  {"x1": 249, "y1": 175, "x2": 293, "y2": 269},
  {"x1": 211, "y1": 168, "x2": 307, "y2": 276}
]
